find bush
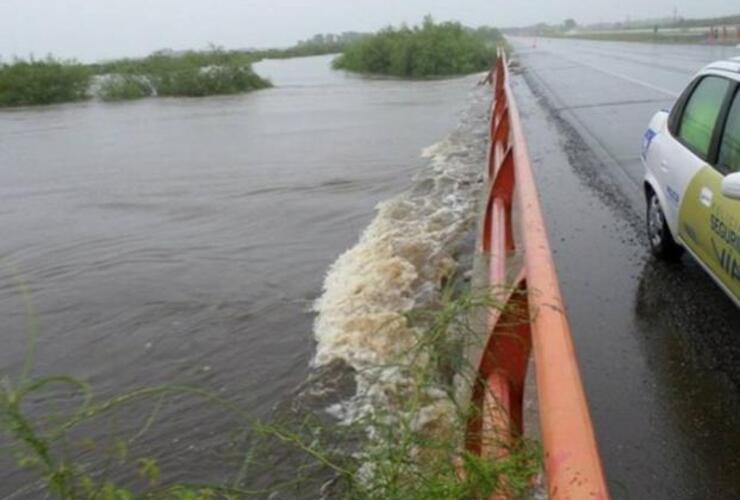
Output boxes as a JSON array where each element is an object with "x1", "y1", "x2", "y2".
[
  {"x1": 97, "y1": 75, "x2": 153, "y2": 101},
  {"x1": 333, "y1": 17, "x2": 501, "y2": 78},
  {"x1": 153, "y1": 64, "x2": 271, "y2": 97},
  {"x1": 0, "y1": 57, "x2": 91, "y2": 107},
  {"x1": 95, "y1": 48, "x2": 271, "y2": 98}
]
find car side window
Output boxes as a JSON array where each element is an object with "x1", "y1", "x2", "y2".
[
  {"x1": 677, "y1": 76, "x2": 731, "y2": 159},
  {"x1": 718, "y1": 89, "x2": 740, "y2": 174}
]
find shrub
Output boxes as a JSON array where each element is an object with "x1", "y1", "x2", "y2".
[
  {"x1": 0, "y1": 57, "x2": 91, "y2": 107},
  {"x1": 333, "y1": 17, "x2": 501, "y2": 78},
  {"x1": 97, "y1": 75, "x2": 153, "y2": 101},
  {"x1": 153, "y1": 64, "x2": 271, "y2": 97},
  {"x1": 95, "y1": 48, "x2": 271, "y2": 98}
]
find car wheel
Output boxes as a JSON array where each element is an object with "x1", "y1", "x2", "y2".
[{"x1": 646, "y1": 189, "x2": 683, "y2": 260}]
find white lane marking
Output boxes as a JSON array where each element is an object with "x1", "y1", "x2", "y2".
[{"x1": 547, "y1": 51, "x2": 680, "y2": 98}]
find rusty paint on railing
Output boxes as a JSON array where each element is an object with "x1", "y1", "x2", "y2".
[{"x1": 466, "y1": 48, "x2": 610, "y2": 500}]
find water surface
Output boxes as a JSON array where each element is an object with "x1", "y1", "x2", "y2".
[{"x1": 0, "y1": 54, "x2": 480, "y2": 494}]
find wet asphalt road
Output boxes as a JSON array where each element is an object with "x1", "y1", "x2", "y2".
[{"x1": 509, "y1": 38, "x2": 740, "y2": 498}]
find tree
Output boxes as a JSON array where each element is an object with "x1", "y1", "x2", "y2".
[{"x1": 563, "y1": 18, "x2": 577, "y2": 31}]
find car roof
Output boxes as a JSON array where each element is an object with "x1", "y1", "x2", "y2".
[{"x1": 701, "y1": 56, "x2": 740, "y2": 80}]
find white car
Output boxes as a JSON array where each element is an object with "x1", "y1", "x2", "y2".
[{"x1": 642, "y1": 57, "x2": 740, "y2": 306}]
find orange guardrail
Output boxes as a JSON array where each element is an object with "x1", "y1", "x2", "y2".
[{"x1": 466, "y1": 48, "x2": 609, "y2": 499}]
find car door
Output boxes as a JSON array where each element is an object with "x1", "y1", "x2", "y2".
[
  {"x1": 651, "y1": 76, "x2": 730, "y2": 233},
  {"x1": 678, "y1": 77, "x2": 740, "y2": 300}
]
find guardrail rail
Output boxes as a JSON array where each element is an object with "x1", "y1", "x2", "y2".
[{"x1": 466, "y1": 47, "x2": 609, "y2": 500}]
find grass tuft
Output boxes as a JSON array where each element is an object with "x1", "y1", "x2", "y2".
[{"x1": 1, "y1": 266, "x2": 540, "y2": 498}]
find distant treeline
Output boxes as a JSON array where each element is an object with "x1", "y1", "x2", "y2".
[
  {"x1": 333, "y1": 17, "x2": 503, "y2": 78},
  {"x1": 504, "y1": 12, "x2": 740, "y2": 37},
  {"x1": 254, "y1": 32, "x2": 368, "y2": 59}
]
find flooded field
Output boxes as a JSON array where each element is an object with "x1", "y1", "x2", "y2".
[{"x1": 0, "y1": 54, "x2": 486, "y2": 495}]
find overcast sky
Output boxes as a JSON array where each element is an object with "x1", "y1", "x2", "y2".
[{"x1": 1, "y1": 0, "x2": 737, "y2": 62}]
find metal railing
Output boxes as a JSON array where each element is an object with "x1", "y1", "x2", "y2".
[{"x1": 466, "y1": 48, "x2": 609, "y2": 499}]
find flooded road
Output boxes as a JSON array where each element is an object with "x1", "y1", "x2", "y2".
[
  {"x1": 511, "y1": 38, "x2": 740, "y2": 498},
  {"x1": 0, "y1": 55, "x2": 482, "y2": 495}
]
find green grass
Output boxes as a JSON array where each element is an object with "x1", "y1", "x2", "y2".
[
  {"x1": 0, "y1": 57, "x2": 91, "y2": 107},
  {"x1": 1, "y1": 261, "x2": 540, "y2": 499},
  {"x1": 333, "y1": 17, "x2": 502, "y2": 78}
]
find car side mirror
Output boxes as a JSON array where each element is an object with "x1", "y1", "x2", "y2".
[{"x1": 721, "y1": 172, "x2": 740, "y2": 200}]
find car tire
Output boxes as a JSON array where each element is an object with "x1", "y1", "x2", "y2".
[{"x1": 646, "y1": 189, "x2": 683, "y2": 260}]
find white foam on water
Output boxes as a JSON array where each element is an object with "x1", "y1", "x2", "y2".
[
  {"x1": 312, "y1": 86, "x2": 489, "y2": 428},
  {"x1": 314, "y1": 138, "x2": 476, "y2": 369}
]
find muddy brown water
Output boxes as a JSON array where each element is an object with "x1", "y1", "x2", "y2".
[{"x1": 0, "y1": 55, "x2": 481, "y2": 496}]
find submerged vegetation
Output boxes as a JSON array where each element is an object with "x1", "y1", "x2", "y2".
[
  {"x1": 0, "y1": 19, "x2": 503, "y2": 107},
  {"x1": 97, "y1": 75, "x2": 152, "y2": 101},
  {"x1": 0, "y1": 48, "x2": 270, "y2": 106},
  {"x1": 1, "y1": 281, "x2": 540, "y2": 499},
  {"x1": 0, "y1": 57, "x2": 91, "y2": 107},
  {"x1": 333, "y1": 17, "x2": 502, "y2": 78},
  {"x1": 96, "y1": 49, "x2": 271, "y2": 100},
  {"x1": 0, "y1": 32, "x2": 364, "y2": 107}
]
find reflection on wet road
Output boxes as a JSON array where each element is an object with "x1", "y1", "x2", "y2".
[{"x1": 511, "y1": 38, "x2": 740, "y2": 498}]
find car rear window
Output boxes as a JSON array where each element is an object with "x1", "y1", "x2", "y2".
[
  {"x1": 678, "y1": 76, "x2": 731, "y2": 159},
  {"x1": 719, "y1": 90, "x2": 740, "y2": 174}
]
